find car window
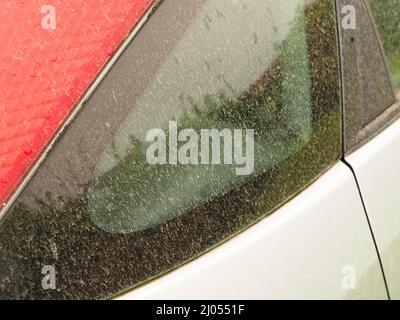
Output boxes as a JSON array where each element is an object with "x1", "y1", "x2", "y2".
[
  {"x1": 369, "y1": 0, "x2": 400, "y2": 92},
  {"x1": 0, "y1": 0, "x2": 341, "y2": 299},
  {"x1": 90, "y1": 0, "x2": 313, "y2": 233},
  {"x1": 337, "y1": 0, "x2": 396, "y2": 153}
]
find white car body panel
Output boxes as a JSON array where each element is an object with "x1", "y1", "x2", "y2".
[
  {"x1": 346, "y1": 113, "x2": 400, "y2": 299},
  {"x1": 119, "y1": 162, "x2": 387, "y2": 300}
]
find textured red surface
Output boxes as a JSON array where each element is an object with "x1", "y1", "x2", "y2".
[{"x1": 0, "y1": 0, "x2": 153, "y2": 206}]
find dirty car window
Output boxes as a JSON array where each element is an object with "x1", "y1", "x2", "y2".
[
  {"x1": 0, "y1": 0, "x2": 340, "y2": 299},
  {"x1": 369, "y1": 0, "x2": 400, "y2": 91}
]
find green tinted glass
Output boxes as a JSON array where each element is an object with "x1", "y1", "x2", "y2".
[
  {"x1": 90, "y1": 0, "x2": 313, "y2": 233},
  {"x1": 370, "y1": 0, "x2": 400, "y2": 91}
]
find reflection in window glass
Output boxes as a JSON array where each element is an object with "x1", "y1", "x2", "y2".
[
  {"x1": 370, "y1": 0, "x2": 400, "y2": 91},
  {"x1": 90, "y1": 0, "x2": 312, "y2": 233}
]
